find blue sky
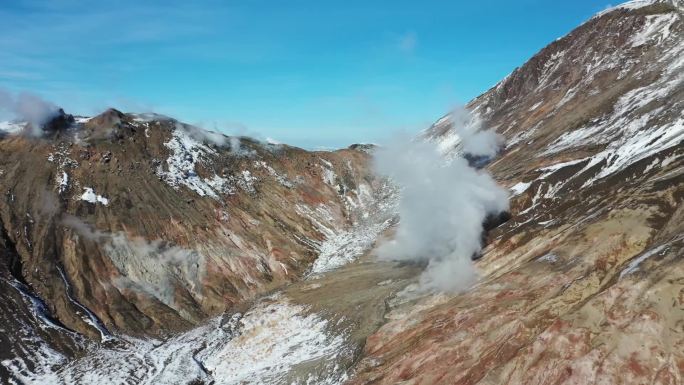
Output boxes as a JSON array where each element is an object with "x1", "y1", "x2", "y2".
[{"x1": 1, "y1": 0, "x2": 613, "y2": 148}]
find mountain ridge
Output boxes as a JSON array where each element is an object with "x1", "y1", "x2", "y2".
[{"x1": 351, "y1": 2, "x2": 683, "y2": 383}]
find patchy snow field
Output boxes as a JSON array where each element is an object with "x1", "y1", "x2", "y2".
[
  {"x1": 8, "y1": 296, "x2": 352, "y2": 385},
  {"x1": 4, "y1": 179, "x2": 396, "y2": 385},
  {"x1": 0, "y1": 121, "x2": 26, "y2": 134}
]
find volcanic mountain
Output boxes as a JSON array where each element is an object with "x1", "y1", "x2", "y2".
[
  {"x1": 1, "y1": 0, "x2": 683, "y2": 384},
  {"x1": 352, "y1": 0, "x2": 684, "y2": 383},
  {"x1": 0, "y1": 108, "x2": 396, "y2": 382}
]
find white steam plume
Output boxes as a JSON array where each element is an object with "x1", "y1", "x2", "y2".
[
  {"x1": 0, "y1": 88, "x2": 61, "y2": 136},
  {"x1": 131, "y1": 114, "x2": 229, "y2": 147},
  {"x1": 445, "y1": 105, "x2": 503, "y2": 158},
  {"x1": 180, "y1": 121, "x2": 261, "y2": 156},
  {"x1": 62, "y1": 215, "x2": 206, "y2": 313},
  {"x1": 178, "y1": 121, "x2": 228, "y2": 147},
  {"x1": 374, "y1": 119, "x2": 509, "y2": 292}
]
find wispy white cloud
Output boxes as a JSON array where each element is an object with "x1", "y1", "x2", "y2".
[{"x1": 0, "y1": 0, "x2": 230, "y2": 88}]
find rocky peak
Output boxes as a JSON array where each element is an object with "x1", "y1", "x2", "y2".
[
  {"x1": 85, "y1": 108, "x2": 126, "y2": 128},
  {"x1": 81, "y1": 108, "x2": 137, "y2": 141},
  {"x1": 38, "y1": 108, "x2": 75, "y2": 135}
]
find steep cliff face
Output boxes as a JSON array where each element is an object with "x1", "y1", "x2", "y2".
[
  {"x1": 351, "y1": 1, "x2": 684, "y2": 383},
  {"x1": 0, "y1": 108, "x2": 388, "y2": 380}
]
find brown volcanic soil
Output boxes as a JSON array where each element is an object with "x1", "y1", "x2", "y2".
[
  {"x1": 0, "y1": 111, "x2": 385, "y2": 346},
  {"x1": 347, "y1": 1, "x2": 684, "y2": 384}
]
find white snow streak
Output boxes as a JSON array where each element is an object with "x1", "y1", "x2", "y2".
[
  {"x1": 79, "y1": 187, "x2": 109, "y2": 206},
  {"x1": 619, "y1": 244, "x2": 667, "y2": 278}
]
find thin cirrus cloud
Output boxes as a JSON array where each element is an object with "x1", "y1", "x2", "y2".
[{"x1": 0, "y1": 0, "x2": 225, "y2": 80}]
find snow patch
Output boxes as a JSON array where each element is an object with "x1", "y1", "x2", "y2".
[
  {"x1": 528, "y1": 101, "x2": 543, "y2": 111},
  {"x1": 319, "y1": 160, "x2": 338, "y2": 188},
  {"x1": 200, "y1": 298, "x2": 349, "y2": 384},
  {"x1": 237, "y1": 170, "x2": 257, "y2": 194},
  {"x1": 79, "y1": 187, "x2": 109, "y2": 206},
  {"x1": 19, "y1": 297, "x2": 351, "y2": 385},
  {"x1": 541, "y1": 39, "x2": 684, "y2": 186},
  {"x1": 56, "y1": 171, "x2": 69, "y2": 194},
  {"x1": 157, "y1": 125, "x2": 231, "y2": 199},
  {"x1": 510, "y1": 181, "x2": 532, "y2": 196},
  {"x1": 309, "y1": 217, "x2": 393, "y2": 275},
  {"x1": 0, "y1": 120, "x2": 26, "y2": 134},
  {"x1": 537, "y1": 253, "x2": 559, "y2": 263},
  {"x1": 630, "y1": 13, "x2": 678, "y2": 48},
  {"x1": 595, "y1": 0, "x2": 659, "y2": 18},
  {"x1": 130, "y1": 112, "x2": 173, "y2": 122},
  {"x1": 536, "y1": 50, "x2": 566, "y2": 90}
]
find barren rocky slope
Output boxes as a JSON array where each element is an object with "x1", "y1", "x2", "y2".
[
  {"x1": 0, "y1": 109, "x2": 392, "y2": 382},
  {"x1": 350, "y1": 0, "x2": 684, "y2": 383},
  {"x1": 1, "y1": 0, "x2": 683, "y2": 384}
]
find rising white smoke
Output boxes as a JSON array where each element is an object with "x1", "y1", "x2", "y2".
[
  {"x1": 448, "y1": 105, "x2": 503, "y2": 158},
  {"x1": 181, "y1": 121, "x2": 262, "y2": 156},
  {"x1": 0, "y1": 88, "x2": 61, "y2": 136},
  {"x1": 373, "y1": 111, "x2": 509, "y2": 292},
  {"x1": 178, "y1": 121, "x2": 228, "y2": 147},
  {"x1": 61, "y1": 215, "x2": 206, "y2": 312}
]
